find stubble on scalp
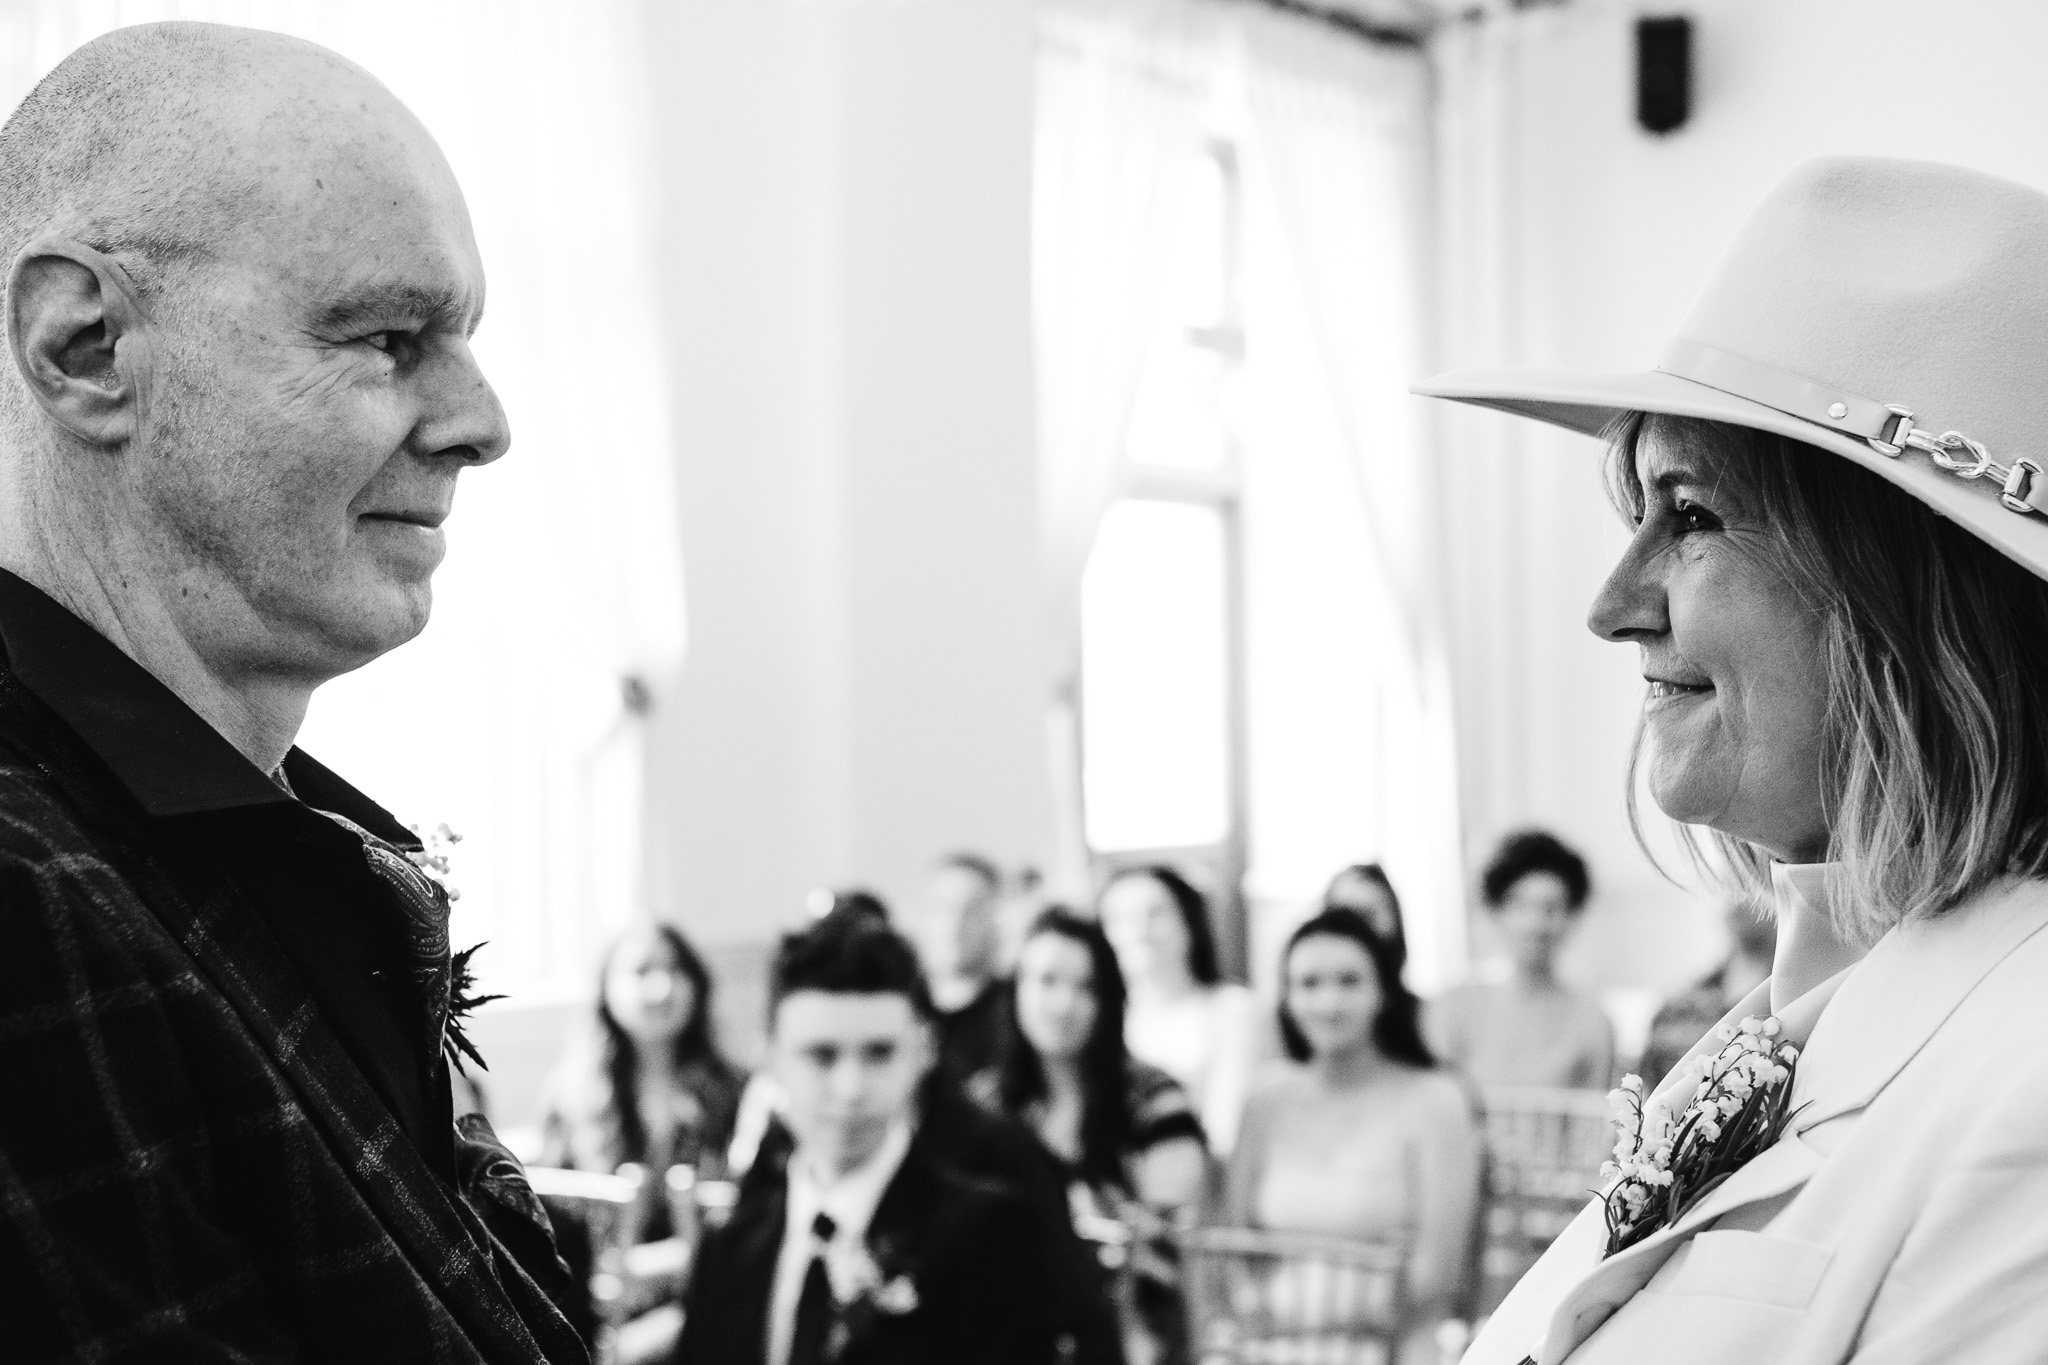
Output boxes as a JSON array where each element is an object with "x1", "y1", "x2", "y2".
[{"x1": 0, "y1": 21, "x2": 415, "y2": 449}]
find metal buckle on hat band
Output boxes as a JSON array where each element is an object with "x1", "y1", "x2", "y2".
[
  {"x1": 1653, "y1": 342, "x2": 2047, "y2": 521},
  {"x1": 1879, "y1": 418, "x2": 2048, "y2": 516},
  {"x1": 1867, "y1": 405, "x2": 1914, "y2": 457}
]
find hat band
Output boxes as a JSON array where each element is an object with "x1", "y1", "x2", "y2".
[
  {"x1": 1656, "y1": 338, "x2": 2048, "y2": 517},
  {"x1": 1655, "y1": 339, "x2": 1907, "y2": 444}
]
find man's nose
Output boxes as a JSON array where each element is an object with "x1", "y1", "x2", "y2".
[
  {"x1": 413, "y1": 337, "x2": 511, "y2": 467},
  {"x1": 825, "y1": 1059, "x2": 869, "y2": 1103}
]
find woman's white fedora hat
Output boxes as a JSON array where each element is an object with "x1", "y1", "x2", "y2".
[{"x1": 1415, "y1": 155, "x2": 2048, "y2": 581}]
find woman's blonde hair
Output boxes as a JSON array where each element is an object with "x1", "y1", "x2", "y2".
[{"x1": 1606, "y1": 412, "x2": 2048, "y2": 942}]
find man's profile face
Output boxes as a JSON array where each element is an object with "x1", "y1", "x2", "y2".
[
  {"x1": 770, "y1": 991, "x2": 929, "y2": 1178},
  {"x1": 138, "y1": 85, "x2": 508, "y2": 677}
]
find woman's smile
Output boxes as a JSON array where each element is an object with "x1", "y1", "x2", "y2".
[{"x1": 1645, "y1": 676, "x2": 1714, "y2": 707}]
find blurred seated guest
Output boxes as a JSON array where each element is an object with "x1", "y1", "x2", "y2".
[
  {"x1": 1322, "y1": 862, "x2": 1408, "y2": 974},
  {"x1": 677, "y1": 912, "x2": 1059, "y2": 1365},
  {"x1": 806, "y1": 885, "x2": 893, "y2": 926},
  {"x1": 975, "y1": 908, "x2": 1209, "y2": 1215},
  {"x1": 1100, "y1": 865, "x2": 1261, "y2": 1155},
  {"x1": 739, "y1": 898, "x2": 1125, "y2": 1365},
  {"x1": 1426, "y1": 831, "x2": 1615, "y2": 1089},
  {"x1": 976, "y1": 908, "x2": 1205, "y2": 1365},
  {"x1": 1637, "y1": 897, "x2": 1777, "y2": 1087},
  {"x1": 995, "y1": 865, "x2": 1052, "y2": 976},
  {"x1": 541, "y1": 920, "x2": 746, "y2": 1189},
  {"x1": 1225, "y1": 910, "x2": 1481, "y2": 1363},
  {"x1": 538, "y1": 920, "x2": 743, "y2": 1361},
  {"x1": 909, "y1": 852, "x2": 1010, "y2": 1083},
  {"x1": 729, "y1": 889, "x2": 892, "y2": 1174}
]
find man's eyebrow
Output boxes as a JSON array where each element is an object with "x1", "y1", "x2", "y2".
[{"x1": 310, "y1": 282, "x2": 482, "y2": 337}]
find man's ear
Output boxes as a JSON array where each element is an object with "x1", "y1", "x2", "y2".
[{"x1": 5, "y1": 237, "x2": 154, "y2": 447}]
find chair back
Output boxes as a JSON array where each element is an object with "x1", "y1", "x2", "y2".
[
  {"x1": 523, "y1": 1163, "x2": 648, "y2": 1360},
  {"x1": 1177, "y1": 1226, "x2": 1410, "y2": 1365},
  {"x1": 1474, "y1": 1086, "x2": 1611, "y2": 1315}
]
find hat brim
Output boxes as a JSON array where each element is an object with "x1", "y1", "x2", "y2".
[{"x1": 1415, "y1": 366, "x2": 2048, "y2": 581}]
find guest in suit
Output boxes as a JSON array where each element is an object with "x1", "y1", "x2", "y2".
[
  {"x1": 1426, "y1": 832, "x2": 1616, "y2": 1090},
  {"x1": 908, "y1": 852, "x2": 1011, "y2": 1084},
  {"x1": 677, "y1": 911, "x2": 1059, "y2": 1365},
  {"x1": 0, "y1": 22, "x2": 577, "y2": 1364},
  {"x1": 1418, "y1": 157, "x2": 2048, "y2": 1362}
]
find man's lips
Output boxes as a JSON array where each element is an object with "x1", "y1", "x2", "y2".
[{"x1": 360, "y1": 509, "x2": 448, "y2": 529}]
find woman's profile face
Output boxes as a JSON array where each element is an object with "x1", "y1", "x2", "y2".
[
  {"x1": 1284, "y1": 934, "x2": 1380, "y2": 1059},
  {"x1": 1015, "y1": 932, "x2": 1100, "y2": 1063},
  {"x1": 1099, "y1": 874, "x2": 1193, "y2": 988},
  {"x1": 602, "y1": 927, "x2": 697, "y2": 1046},
  {"x1": 1587, "y1": 419, "x2": 1831, "y2": 861}
]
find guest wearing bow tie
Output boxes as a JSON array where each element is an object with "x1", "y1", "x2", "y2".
[{"x1": 676, "y1": 911, "x2": 1060, "y2": 1365}]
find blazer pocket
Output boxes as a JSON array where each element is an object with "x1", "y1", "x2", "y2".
[{"x1": 1666, "y1": 1230, "x2": 1832, "y2": 1309}]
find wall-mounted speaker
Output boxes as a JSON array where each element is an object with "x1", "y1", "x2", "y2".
[{"x1": 1637, "y1": 16, "x2": 1692, "y2": 136}]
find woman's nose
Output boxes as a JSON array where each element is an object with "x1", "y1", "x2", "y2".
[{"x1": 1587, "y1": 534, "x2": 1669, "y2": 643}]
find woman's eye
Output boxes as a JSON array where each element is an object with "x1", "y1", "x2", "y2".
[{"x1": 1672, "y1": 499, "x2": 1720, "y2": 534}]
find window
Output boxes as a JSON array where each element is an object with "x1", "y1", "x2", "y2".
[{"x1": 1077, "y1": 142, "x2": 1248, "y2": 971}]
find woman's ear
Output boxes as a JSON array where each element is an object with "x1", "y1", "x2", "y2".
[{"x1": 5, "y1": 236, "x2": 154, "y2": 447}]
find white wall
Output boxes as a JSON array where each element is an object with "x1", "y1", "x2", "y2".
[
  {"x1": 1433, "y1": 0, "x2": 2048, "y2": 1007},
  {"x1": 640, "y1": 0, "x2": 1053, "y2": 972}
]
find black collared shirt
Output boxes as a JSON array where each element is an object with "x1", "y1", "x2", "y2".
[{"x1": 0, "y1": 568, "x2": 454, "y2": 1180}]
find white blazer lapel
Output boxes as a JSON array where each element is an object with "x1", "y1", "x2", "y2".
[
  {"x1": 1462, "y1": 983, "x2": 1778, "y2": 1365},
  {"x1": 1791, "y1": 879, "x2": 2048, "y2": 1131},
  {"x1": 1533, "y1": 1132, "x2": 1824, "y2": 1363}
]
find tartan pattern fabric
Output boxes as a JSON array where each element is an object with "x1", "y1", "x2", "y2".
[{"x1": 0, "y1": 669, "x2": 587, "y2": 1365}]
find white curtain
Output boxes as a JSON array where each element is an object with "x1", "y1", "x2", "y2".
[
  {"x1": 1033, "y1": 0, "x2": 1202, "y2": 897},
  {"x1": 0, "y1": 0, "x2": 686, "y2": 998},
  {"x1": 1238, "y1": 14, "x2": 1469, "y2": 990}
]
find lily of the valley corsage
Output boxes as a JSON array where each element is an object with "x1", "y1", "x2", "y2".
[{"x1": 1600, "y1": 1016, "x2": 1802, "y2": 1257}]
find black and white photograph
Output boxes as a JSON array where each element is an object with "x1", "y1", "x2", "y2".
[{"x1": 1, "y1": 2, "x2": 2045, "y2": 1363}]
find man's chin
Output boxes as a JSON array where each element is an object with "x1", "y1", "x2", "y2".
[{"x1": 297, "y1": 582, "x2": 434, "y2": 676}]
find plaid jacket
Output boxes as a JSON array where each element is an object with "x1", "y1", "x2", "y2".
[{"x1": 0, "y1": 663, "x2": 588, "y2": 1365}]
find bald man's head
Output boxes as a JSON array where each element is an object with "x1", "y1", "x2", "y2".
[
  {"x1": 0, "y1": 22, "x2": 509, "y2": 733},
  {"x1": 0, "y1": 24, "x2": 418, "y2": 322}
]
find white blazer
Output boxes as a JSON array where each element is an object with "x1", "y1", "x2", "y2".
[{"x1": 1463, "y1": 877, "x2": 2048, "y2": 1365}]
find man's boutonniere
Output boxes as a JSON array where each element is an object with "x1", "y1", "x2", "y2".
[
  {"x1": 404, "y1": 821, "x2": 463, "y2": 902},
  {"x1": 1601, "y1": 1016, "x2": 1802, "y2": 1257},
  {"x1": 823, "y1": 1242, "x2": 920, "y2": 1358}
]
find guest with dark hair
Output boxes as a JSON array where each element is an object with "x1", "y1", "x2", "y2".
[
  {"x1": 1322, "y1": 862, "x2": 1407, "y2": 974},
  {"x1": 976, "y1": 909, "x2": 1207, "y2": 1213},
  {"x1": 1225, "y1": 910, "x2": 1480, "y2": 1363},
  {"x1": 678, "y1": 911, "x2": 1059, "y2": 1365},
  {"x1": 909, "y1": 852, "x2": 1010, "y2": 1084},
  {"x1": 809, "y1": 886, "x2": 893, "y2": 925},
  {"x1": 1426, "y1": 830, "x2": 1615, "y2": 1089},
  {"x1": 976, "y1": 908, "x2": 1206, "y2": 1365},
  {"x1": 1099, "y1": 865, "x2": 1261, "y2": 1155},
  {"x1": 540, "y1": 920, "x2": 745, "y2": 1188}
]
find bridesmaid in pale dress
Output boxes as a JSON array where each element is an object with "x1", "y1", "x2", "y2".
[{"x1": 1224, "y1": 908, "x2": 1480, "y2": 1362}]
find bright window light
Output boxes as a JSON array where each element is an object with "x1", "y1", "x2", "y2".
[{"x1": 1079, "y1": 500, "x2": 1232, "y2": 851}]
